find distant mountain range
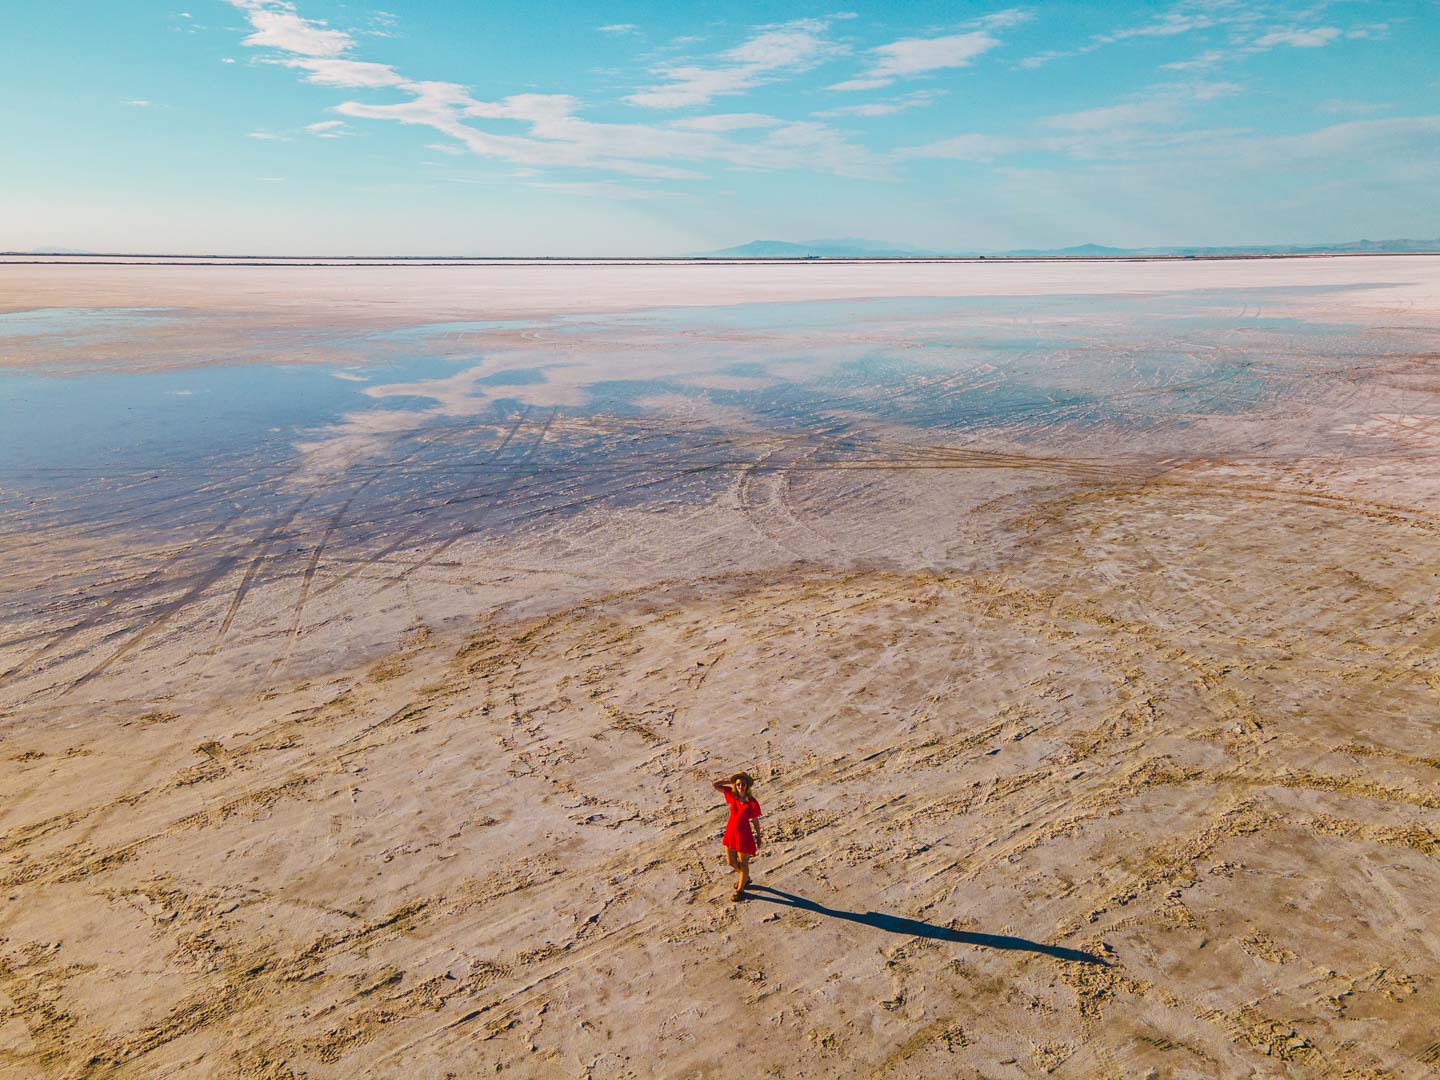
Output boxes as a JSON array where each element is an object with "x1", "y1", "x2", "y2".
[
  {"x1": 9, "y1": 239, "x2": 1437, "y2": 261},
  {"x1": 699, "y1": 238, "x2": 1440, "y2": 259}
]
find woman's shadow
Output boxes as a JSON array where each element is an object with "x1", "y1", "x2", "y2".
[{"x1": 745, "y1": 885, "x2": 1107, "y2": 966}]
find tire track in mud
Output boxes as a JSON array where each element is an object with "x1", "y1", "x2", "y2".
[
  {"x1": 1136, "y1": 476, "x2": 1440, "y2": 535},
  {"x1": 0, "y1": 460, "x2": 294, "y2": 562},
  {"x1": 54, "y1": 554, "x2": 248, "y2": 697},
  {"x1": 0, "y1": 503, "x2": 255, "y2": 687},
  {"x1": 734, "y1": 437, "x2": 841, "y2": 562},
  {"x1": 52, "y1": 494, "x2": 326, "y2": 696},
  {"x1": 199, "y1": 494, "x2": 317, "y2": 666},
  {"x1": 4, "y1": 415, "x2": 1166, "y2": 689},
  {"x1": 302, "y1": 410, "x2": 537, "y2": 602},
  {"x1": 368, "y1": 407, "x2": 564, "y2": 593},
  {"x1": 266, "y1": 479, "x2": 378, "y2": 680}
]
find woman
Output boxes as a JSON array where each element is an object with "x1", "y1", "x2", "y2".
[{"x1": 712, "y1": 772, "x2": 762, "y2": 901}]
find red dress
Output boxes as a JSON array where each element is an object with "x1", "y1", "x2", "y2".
[{"x1": 722, "y1": 790, "x2": 762, "y2": 855}]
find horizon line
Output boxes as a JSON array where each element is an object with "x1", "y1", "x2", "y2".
[{"x1": 5, "y1": 251, "x2": 1440, "y2": 266}]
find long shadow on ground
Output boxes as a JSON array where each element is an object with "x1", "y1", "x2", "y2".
[{"x1": 745, "y1": 885, "x2": 1108, "y2": 966}]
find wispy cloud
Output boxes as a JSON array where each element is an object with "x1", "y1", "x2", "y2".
[
  {"x1": 971, "y1": 8, "x2": 1033, "y2": 31},
  {"x1": 527, "y1": 180, "x2": 681, "y2": 200},
  {"x1": 1345, "y1": 23, "x2": 1390, "y2": 41},
  {"x1": 1020, "y1": 5, "x2": 1247, "y2": 69},
  {"x1": 626, "y1": 19, "x2": 843, "y2": 108},
  {"x1": 905, "y1": 80, "x2": 1243, "y2": 161},
  {"x1": 1249, "y1": 26, "x2": 1341, "y2": 48},
  {"x1": 227, "y1": 3, "x2": 883, "y2": 181},
  {"x1": 1162, "y1": 20, "x2": 1353, "y2": 71},
  {"x1": 123, "y1": 99, "x2": 154, "y2": 107},
  {"x1": 596, "y1": 24, "x2": 638, "y2": 36},
  {"x1": 813, "y1": 90, "x2": 942, "y2": 118},
  {"x1": 280, "y1": 57, "x2": 408, "y2": 88},
  {"x1": 907, "y1": 104, "x2": 1440, "y2": 193},
  {"x1": 230, "y1": 0, "x2": 351, "y2": 56},
  {"x1": 305, "y1": 119, "x2": 351, "y2": 137},
  {"x1": 1019, "y1": 2, "x2": 1366, "y2": 71},
  {"x1": 671, "y1": 113, "x2": 783, "y2": 132},
  {"x1": 830, "y1": 31, "x2": 1001, "y2": 91},
  {"x1": 1316, "y1": 99, "x2": 1391, "y2": 116}
]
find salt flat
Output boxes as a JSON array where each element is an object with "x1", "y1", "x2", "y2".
[{"x1": 1, "y1": 258, "x2": 1438, "y2": 1078}]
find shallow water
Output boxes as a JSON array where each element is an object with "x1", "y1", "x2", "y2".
[{"x1": 0, "y1": 286, "x2": 1394, "y2": 619}]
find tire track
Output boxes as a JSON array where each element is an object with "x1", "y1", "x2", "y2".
[
  {"x1": 57, "y1": 554, "x2": 247, "y2": 696},
  {"x1": 304, "y1": 411, "x2": 535, "y2": 602},
  {"x1": 0, "y1": 503, "x2": 253, "y2": 686},
  {"x1": 266, "y1": 479, "x2": 378, "y2": 680},
  {"x1": 199, "y1": 494, "x2": 318, "y2": 665}
]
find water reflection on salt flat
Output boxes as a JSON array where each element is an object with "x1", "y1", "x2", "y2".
[{"x1": 0, "y1": 288, "x2": 1401, "y2": 634}]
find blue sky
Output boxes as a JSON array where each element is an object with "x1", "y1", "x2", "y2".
[{"x1": 4, "y1": 0, "x2": 1437, "y2": 254}]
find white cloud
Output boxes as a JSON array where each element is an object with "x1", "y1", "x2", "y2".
[
  {"x1": 220, "y1": 57, "x2": 236, "y2": 63},
  {"x1": 830, "y1": 31, "x2": 1000, "y2": 91},
  {"x1": 813, "y1": 90, "x2": 942, "y2": 118},
  {"x1": 1030, "y1": 2, "x2": 1368, "y2": 71},
  {"x1": 626, "y1": 19, "x2": 841, "y2": 109},
  {"x1": 306, "y1": 119, "x2": 351, "y2": 137},
  {"x1": 726, "y1": 22, "x2": 831, "y2": 67},
  {"x1": 1222, "y1": 115, "x2": 1440, "y2": 166},
  {"x1": 972, "y1": 9, "x2": 1032, "y2": 31},
  {"x1": 281, "y1": 57, "x2": 406, "y2": 87},
  {"x1": 906, "y1": 107, "x2": 1440, "y2": 185},
  {"x1": 528, "y1": 180, "x2": 679, "y2": 200},
  {"x1": 905, "y1": 80, "x2": 1243, "y2": 161},
  {"x1": 229, "y1": 0, "x2": 352, "y2": 57},
  {"x1": 1346, "y1": 23, "x2": 1389, "y2": 41},
  {"x1": 1316, "y1": 99, "x2": 1390, "y2": 116},
  {"x1": 1102, "y1": 11, "x2": 1228, "y2": 43},
  {"x1": 1164, "y1": 19, "x2": 1352, "y2": 71},
  {"x1": 901, "y1": 132, "x2": 1033, "y2": 162},
  {"x1": 227, "y1": 4, "x2": 884, "y2": 182},
  {"x1": 1160, "y1": 49, "x2": 1227, "y2": 72},
  {"x1": 626, "y1": 65, "x2": 767, "y2": 109},
  {"x1": 1041, "y1": 100, "x2": 1181, "y2": 133},
  {"x1": 247, "y1": 130, "x2": 285, "y2": 140},
  {"x1": 597, "y1": 24, "x2": 638, "y2": 35},
  {"x1": 670, "y1": 113, "x2": 782, "y2": 132},
  {"x1": 123, "y1": 99, "x2": 153, "y2": 107},
  {"x1": 1019, "y1": 4, "x2": 1258, "y2": 68},
  {"x1": 331, "y1": 82, "x2": 880, "y2": 180},
  {"x1": 1250, "y1": 26, "x2": 1341, "y2": 49}
]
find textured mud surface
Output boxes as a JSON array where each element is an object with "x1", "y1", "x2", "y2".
[{"x1": 0, "y1": 260, "x2": 1438, "y2": 1078}]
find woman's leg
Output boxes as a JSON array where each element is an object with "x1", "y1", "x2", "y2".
[
  {"x1": 725, "y1": 849, "x2": 744, "y2": 897},
  {"x1": 737, "y1": 852, "x2": 751, "y2": 893}
]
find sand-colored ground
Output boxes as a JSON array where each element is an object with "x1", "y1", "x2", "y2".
[{"x1": 1, "y1": 260, "x2": 1439, "y2": 1078}]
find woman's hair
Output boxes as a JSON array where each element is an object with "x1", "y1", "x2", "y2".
[{"x1": 731, "y1": 771, "x2": 755, "y2": 799}]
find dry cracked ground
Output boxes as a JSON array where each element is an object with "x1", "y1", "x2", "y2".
[{"x1": 0, "y1": 259, "x2": 1438, "y2": 1078}]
